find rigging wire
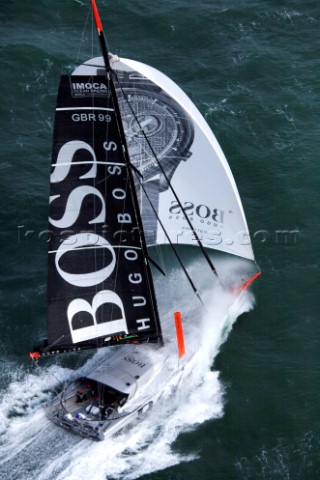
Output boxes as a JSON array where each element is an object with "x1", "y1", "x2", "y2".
[
  {"x1": 133, "y1": 169, "x2": 204, "y2": 305},
  {"x1": 75, "y1": 8, "x2": 91, "y2": 67},
  {"x1": 30, "y1": 355, "x2": 68, "y2": 408}
]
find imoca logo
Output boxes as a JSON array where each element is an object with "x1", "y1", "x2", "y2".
[{"x1": 71, "y1": 82, "x2": 109, "y2": 97}]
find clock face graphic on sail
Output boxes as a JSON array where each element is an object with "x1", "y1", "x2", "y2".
[
  {"x1": 112, "y1": 69, "x2": 195, "y2": 245},
  {"x1": 116, "y1": 85, "x2": 194, "y2": 186}
]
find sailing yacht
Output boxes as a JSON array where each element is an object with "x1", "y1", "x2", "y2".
[{"x1": 30, "y1": 0, "x2": 260, "y2": 441}]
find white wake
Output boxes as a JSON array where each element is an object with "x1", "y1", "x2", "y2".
[{"x1": 0, "y1": 280, "x2": 254, "y2": 480}]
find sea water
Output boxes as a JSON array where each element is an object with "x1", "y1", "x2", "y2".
[{"x1": 1, "y1": 1, "x2": 319, "y2": 479}]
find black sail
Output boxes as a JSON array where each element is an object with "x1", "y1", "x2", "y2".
[{"x1": 45, "y1": 75, "x2": 162, "y2": 355}]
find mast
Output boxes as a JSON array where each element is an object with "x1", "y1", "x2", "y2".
[
  {"x1": 91, "y1": 0, "x2": 219, "y2": 303},
  {"x1": 91, "y1": 0, "x2": 111, "y2": 71},
  {"x1": 91, "y1": 0, "x2": 220, "y2": 289},
  {"x1": 91, "y1": 0, "x2": 162, "y2": 342}
]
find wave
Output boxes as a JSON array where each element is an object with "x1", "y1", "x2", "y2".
[{"x1": 0, "y1": 278, "x2": 254, "y2": 480}]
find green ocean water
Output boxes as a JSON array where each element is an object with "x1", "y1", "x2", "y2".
[{"x1": 1, "y1": 1, "x2": 319, "y2": 479}]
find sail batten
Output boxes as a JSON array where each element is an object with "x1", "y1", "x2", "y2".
[
  {"x1": 51, "y1": 161, "x2": 126, "y2": 167},
  {"x1": 56, "y1": 107, "x2": 114, "y2": 111},
  {"x1": 48, "y1": 245, "x2": 142, "y2": 254}
]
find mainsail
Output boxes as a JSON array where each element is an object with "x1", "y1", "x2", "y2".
[{"x1": 44, "y1": 74, "x2": 162, "y2": 355}]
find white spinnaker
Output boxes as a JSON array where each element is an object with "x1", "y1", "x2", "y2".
[{"x1": 74, "y1": 57, "x2": 254, "y2": 261}]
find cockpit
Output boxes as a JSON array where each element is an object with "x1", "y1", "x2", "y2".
[{"x1": 74, "y1": 377, "x2": 128, "y2": 419}]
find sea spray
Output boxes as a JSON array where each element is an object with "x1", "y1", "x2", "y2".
[
  {"x1": 0, "y1": 283, "x2": 254, "y2": 480},
  {"x1": 0, "y1": 364, "x2": 74, "y2": 472},
  {"x1": 50, "y1": 287, "x2": 254, "y2": 480},
  {"x1": 3, "y1": 288, "x2": 252, "y2": 480}
]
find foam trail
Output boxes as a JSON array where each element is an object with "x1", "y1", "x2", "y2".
[
  {"x1": 0, "y1": 365, "x2": 74, "y2": 466},
  {"x1": 0, "y1": 283, "x2": 254, "y2": 480}
]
